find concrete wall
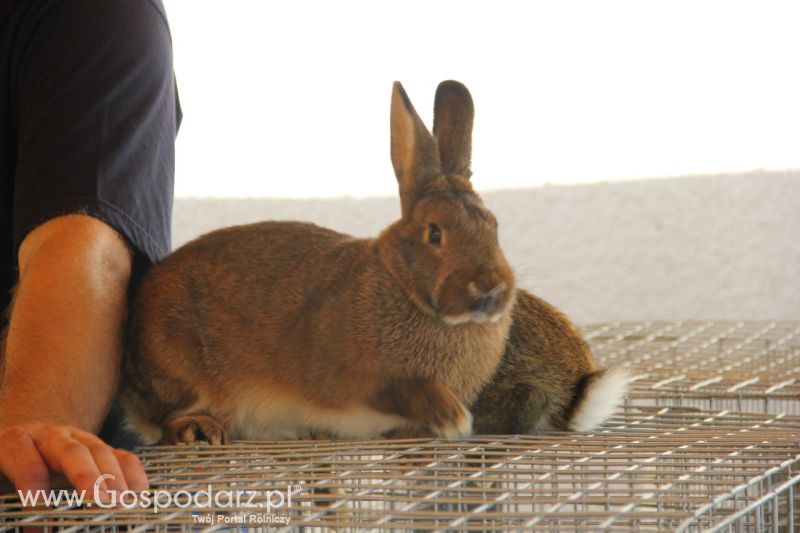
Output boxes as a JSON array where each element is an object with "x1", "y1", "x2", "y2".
[{"x1": 174, "y1": 171, "x2": 799, "y2": 323}]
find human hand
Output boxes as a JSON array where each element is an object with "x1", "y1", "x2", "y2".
[{"x1": 0, "y1": 423, "x2": 148, "y2": 497}]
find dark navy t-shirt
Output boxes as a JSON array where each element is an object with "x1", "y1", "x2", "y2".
[{"x1": 0, "y1": 0, "x2": 181, "y2": 446}]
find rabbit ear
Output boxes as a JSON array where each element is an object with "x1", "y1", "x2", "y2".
[
  {"x1": 391, "y1": 82, "x2": 441, "y2": 218},
  {"x1": 433, "y1": 81, "x2": 474, "y2": 178}
]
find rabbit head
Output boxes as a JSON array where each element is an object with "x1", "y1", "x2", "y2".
[{"x1": 377, "y1": 81, "x2": 515, "y2": 326}]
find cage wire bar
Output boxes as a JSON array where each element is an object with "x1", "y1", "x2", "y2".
[
  {"x1": 586, "y1": 320, "x2": 800, "y2": 415},
  {"x1": 0, "y1": 320, "x2": 797, "y2": 531}
]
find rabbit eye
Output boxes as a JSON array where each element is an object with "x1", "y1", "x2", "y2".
[{"x1": 427, "y1": 223, "x2": 442, "y2": 246}]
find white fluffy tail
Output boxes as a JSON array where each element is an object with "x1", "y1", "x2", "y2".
[{"x1": 569, "y1": 367, "x2": 629, "y2": 431}]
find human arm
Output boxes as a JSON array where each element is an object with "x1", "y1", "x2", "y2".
[
  {"x1": 0, "y1": 0, "x2": 179, "y2": 494},
  {"x1": 0, "y1": 214, "x2": 147, "y2": 495}
]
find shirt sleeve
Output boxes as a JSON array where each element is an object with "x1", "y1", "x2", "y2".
[{"x1": 13, "y1": 0, "x2": 180, "y2": 264}]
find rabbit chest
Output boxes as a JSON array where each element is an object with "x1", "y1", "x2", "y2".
[{"x1": 367, "y1": 282, "x2": 515, "y2": 405}]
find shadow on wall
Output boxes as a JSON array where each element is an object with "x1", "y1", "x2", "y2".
[{"x1": 173, "y1": 171, "x2": 800, "y2": 323}]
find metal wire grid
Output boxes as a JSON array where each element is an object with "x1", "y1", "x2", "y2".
[
  {"x1": 0, "y1": 321, "x2": 798, "y2": 531},
  {"x1": 1, "y1": 407, "x2": 797, "y2": 531},
  {"x1": 585, "y1": 321, "x2": 800, "y2": 415}
]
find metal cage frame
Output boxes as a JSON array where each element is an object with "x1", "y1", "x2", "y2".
[{"x1": 1, "y1": 321, "x2": 798, "y2": 531}]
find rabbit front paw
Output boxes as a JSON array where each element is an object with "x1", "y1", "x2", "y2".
[
  {"x1": 428, "y1": 401, "x2": 473, "y2": 437},
  {"x1": 371, "y1": 379, "x2": 473, "y2": 438}
]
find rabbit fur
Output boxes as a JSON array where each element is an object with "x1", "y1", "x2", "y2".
[
  {"x1": 472, "y1": 289, "x2": 628, "y2": 434},
  {"x1": 123, "y1": 81, "x2": 517, "y2": 444}
]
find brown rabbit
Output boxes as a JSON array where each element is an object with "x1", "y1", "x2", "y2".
[
  {"x1": 471, "y1": 289, "x2": 628, "y2": 434},
  {"x1": 122, "y1": 81, "x2": 516, "y2": 444}
]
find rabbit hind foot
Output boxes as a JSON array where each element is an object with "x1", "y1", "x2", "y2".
[{"x1": 159, "y1": 413, "x2": 228, "y2": 445}]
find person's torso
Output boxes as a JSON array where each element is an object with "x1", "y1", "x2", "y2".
[{"x1": 1, "y1": 0, "x2": 59, "y2": 327}]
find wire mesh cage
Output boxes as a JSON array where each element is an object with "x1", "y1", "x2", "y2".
[
  {"x1": 1, "y1": 321, "x2": 798, "y2": 531},
  {"x1": 588, "y1": 321, "x2": 800, "y2": 415}
]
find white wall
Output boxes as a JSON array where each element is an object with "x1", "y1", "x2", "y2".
[{"x1": 163, "y1": 0, "x2": 800, "y2": 198}]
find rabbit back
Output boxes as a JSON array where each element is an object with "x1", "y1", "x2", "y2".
[{"x1": 124, "y1": 221, "x2": 394, "y2": 439}]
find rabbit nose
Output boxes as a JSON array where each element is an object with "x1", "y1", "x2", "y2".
[{"x1": 468, "y1": 292, "x2": 500, "y2": 315}]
